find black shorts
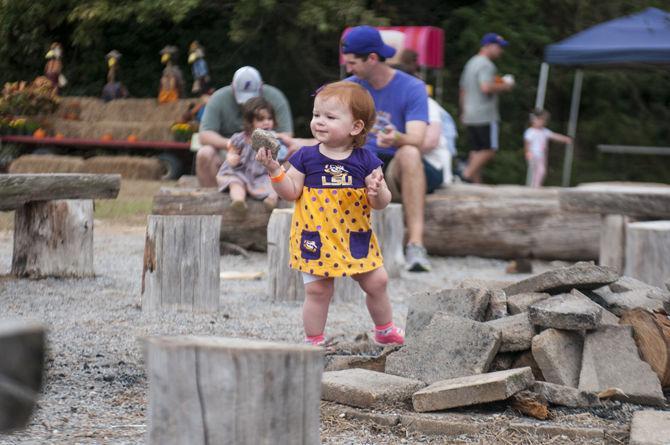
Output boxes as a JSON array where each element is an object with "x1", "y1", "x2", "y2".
[
  {"x1": 467, "y1": 122, "x2": 499, "y2": 151},
  {"x1": 376, "y1": 152, "x2": 442, "y2": 194}
]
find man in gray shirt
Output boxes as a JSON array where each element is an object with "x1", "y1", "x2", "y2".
[
  {"x1": 196, "y1": 66, "x2": 293, "y2": 186},
  {"x1": 458, "y1": 33, "x2": 514, "y2": 183}
]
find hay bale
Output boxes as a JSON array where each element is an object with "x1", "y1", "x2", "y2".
[
  {"x1": 57, "y1": 97, "x2": 192, "y2": 124},
  {"x1": 8, "y1": 155, "x2": 86, "y2": 174},
  {"x1": 83, "y1": 156, "x2": 163, "y2": 180}
]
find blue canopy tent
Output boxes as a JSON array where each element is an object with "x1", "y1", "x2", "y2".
[{"x1": 534, "y1": 7, "x2": 670, "y2": 185}]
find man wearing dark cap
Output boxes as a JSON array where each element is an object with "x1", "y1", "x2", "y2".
[
  {"x1": 196, "y1": 66, "x2": 293, "y2": 187},
  {"x1": 341, "y1": 25, "x2": 432, "y2": 272},
  {"x1": 458, "y1": 33, "x2": 514, "y2": 183}
]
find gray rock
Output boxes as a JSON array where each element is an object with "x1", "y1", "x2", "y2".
[
  {"x1": 504, "y1": 262, "x2": 619, "y2": 296},
  {"x1": 405, "y1": 288, "x2": 490, "y2": 338},
  {"x1": 324, "y1": 354, "x2": 386, "y2": 373},
  {"x1": 386, "y1": 314, "x2": 501, "y2": 384},
  {"x1": 532, "y1": 328, "x2": 583, "y2": 388},
  {"x1": 457, "y1": 278, "x2": 513, "y2": 290},
  {"x1": 489, "y1": 352, "x2": 517, "y2": 372},
  {"x1": 321, "y1": 368, "x2": 425, "y2": 408},
  {"x1": 507, "y1": 292, "x2": 550, "y2": 315},
  {"x1": 485, "y1": 313, "x2": 535, "y2": 352},
  {"x1": 630, "y1": 410, "x2": 670, "y2": 445},
  {"x1": 569, "y1": 289, "x2": 620, "y2": 325},
  {"x1": 529, "y1": 291, "x2": 602, "y2": 330},
  {"x1": 484, "y1": 289, "x2": 508, "y2": 321},
  {"x1": 512, "y1": 351, "x2": 544, "y2": 381},
  {"x1": 579, "y1": 325, "x2": 666, "y2": 406},
  {"x1": 591, "y1": 277, "x2": 670, "y2": 315},
  {"x1": 412, "y1": 367, "x2": 534, "y2": 412},
  {"x1": 531, "y1": 381, "x2": 599, "y2": 408}
]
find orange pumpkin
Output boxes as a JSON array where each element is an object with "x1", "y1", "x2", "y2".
[
  {"x1": 127, "y1": 134, "x2": 138, "y2": 142},
  {"x1": 54, "y1": 132, "x2": 65, "y2": 140},
  {"x1": 101, "y1": 133, "x2": 113, "y2": 141},
  {"x1": 33, "y1": 128, "x2": 46, "y2": 139}
]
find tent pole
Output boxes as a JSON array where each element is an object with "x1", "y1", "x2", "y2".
[
  {"x1": 435, "y1": 69, "x2": 444, "y2": 104},
  {"x1": 562, "y1": 69, "x2": 583, "y2": 187},
  {"x1": 534, "y1": 62, "x2": 550, "y2": 110}
]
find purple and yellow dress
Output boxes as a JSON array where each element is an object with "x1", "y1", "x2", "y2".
[{"x1": 288, "y1": 144, "x2": 384, "y2": 277}]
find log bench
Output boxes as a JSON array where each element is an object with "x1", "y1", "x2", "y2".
[
  {"x1": 559, "y1": 182, "x2": 670, "y2": 286},
  {"x1": 154, "y1": 185, "x2": 601, "y2": 261},
  {"x1": 0, "y1": 174, "x2": 121, "y2": 277}
]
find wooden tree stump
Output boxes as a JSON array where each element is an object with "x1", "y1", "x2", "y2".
[
  {"x1": 372, "y1": 203, "x2": 405, "y2": 277},
  {"x1": 142, "y1": 215, "x2": 221, "y2": 312},
  {"x1": 599, "y1": 214, "x2": 630, "y2": 273},
  {"x1": 145, "y1": 336, "x2": 323, "y2": 445},
  {"x1": 620, "y1": 308, "x2": 670, "y2": 388},
  {"x1": 12, "y1": 199, "x2": 94, "y2": 278},
  {"x1": 0, "y1": 320, "x2": 45, "y2": 432},
  {"x1": 624, "y1": 221, "x2": 670, "y2": 288},
  {"x1": 267, "y1": 209, "x2": 366, "y2": 303}
]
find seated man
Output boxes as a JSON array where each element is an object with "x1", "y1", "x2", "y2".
[{"x1": 195, "y1": 66, "x2": 293, "y2": 187}]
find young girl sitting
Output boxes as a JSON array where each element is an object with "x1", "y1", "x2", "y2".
[
  {"x1": 524, "y1": 109, "x2": 572, "y2": 188},
  {"x1": 216, "y1": 97, "x2": 281, "y2": 214},
  {"x1": 256, "y1": 81, "x2": 404, "y2": 346}
]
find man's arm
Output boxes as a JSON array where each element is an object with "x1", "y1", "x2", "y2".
[
  {"x1": 199, "y1": 130, "x2": 228, "y2": 151},
  {"x1": 480, "y1": 81, "x2": 513, "y2": 94},
  {"x1": 420, "y1": 121, "x2": 442, "y2": 155}
]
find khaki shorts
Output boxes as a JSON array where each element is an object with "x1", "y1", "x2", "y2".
[{"x1": 381, "y1": 155, "x2": 444, "y2": 202}]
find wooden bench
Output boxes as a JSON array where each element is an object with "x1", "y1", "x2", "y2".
[
  {"x1": 0, "y1": 173, "x2": 121, "y2": 277},
  {"x1": 559, "y1": 182, "x2": 670, "y2": 285}
]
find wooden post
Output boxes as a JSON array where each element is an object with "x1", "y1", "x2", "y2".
[
  {"x1": 142, "y1": 215, "x2": 220, "y2": 312},
  {"x1": 0, "y1": 320, "x2": 45, "y2": 432},
  {"x1": 12, "y1": 200, "x2": 94, "y2": 278},
  {"x1": 625, "y1": 221, "x2": 670, "y2": 288},
  {"x1": 372, "y1": 203, "x2": 405, "y2": 277},
  {"x1": 599, "y1": 214, "x2": 630, "y2": 273},
  {"x1": 145, "y1": 336, "x2": 323, "y2": 445}
]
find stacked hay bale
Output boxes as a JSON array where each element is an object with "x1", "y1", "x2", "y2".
[
  {"x1": 8, "y1": 155, "x2": 85, "y2": 173},
  {"x1": 9, "y1": 154, "x2": 162, "y2": 179}
]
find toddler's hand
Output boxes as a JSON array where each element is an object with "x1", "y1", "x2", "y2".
[
  {"x1": 365, "y1": 169, "x2": 384, "y2": 197},
  {"x1": 227, "y1": 152, "x2": 241, "y2": 167},
  {"x1": 255, "y1": 147, "x2": 281, "y2": 172}
]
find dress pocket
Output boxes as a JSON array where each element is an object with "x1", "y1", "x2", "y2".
[
  {"x1": 349, "y1": 230, "x2": 372, "y2": 259},
  {"x1": 300, "y1": 230, "x2": 322, "y2": 260}
]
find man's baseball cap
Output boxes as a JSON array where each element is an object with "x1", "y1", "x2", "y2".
[
  {"x1": 232, "y1": 66, "x2": 262, "y2": 105},
  {"x1": 481, "y1": 33, "x2": 509, "y2": 47},
  {"x1": 341, "y1": 25, "x2": 396, "y2": 58}
]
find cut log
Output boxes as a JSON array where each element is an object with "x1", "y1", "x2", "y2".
[
  {"x1": 12, "y1": 199, "x2": 94, "y2": 278},
  {"x1": 619, "y1": 308, "x2": 670, "y2": 388},
  {"x1": 371, "y1": 203, "x2": 405, "y2": 277},
  {"x1": 142, "y1": 215, "x2": 221, "y2": 312},
  {"x1": 599, "y1": 214, "x2": 630, "y2": 273},
  {"x1": 560, "y1": 183, "x2": 670, "y2": 219},
  {"x1": 266, "y1": 209, "x2": 363, "y2": 303},
  {"x1": 0, "y1": 320, "x2": 45, "y2": 432},
  {"x1": 624, "y1": 221, "x2": 670, "y2": 288},
  {"x1": 425, "y1": 185, "x2": 600, "y2": 260},
  {"x1": 145, "y1": 336, "x2": 323, "y2": 445},
  {"x1": 0, "y1": 173, "x2": 120, "y2": 211}
]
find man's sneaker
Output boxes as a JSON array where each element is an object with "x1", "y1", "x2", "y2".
[
  {"x1": 374, "y1": 325, "x2": 405, "y2": 346},
  {"x1": 405, "y1": 243, "x2": 431, "y2": 272}
]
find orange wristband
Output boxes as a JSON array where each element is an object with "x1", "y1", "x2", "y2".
[{"x1": 270, "y1": 169, "x2": 286, "y2": 183}]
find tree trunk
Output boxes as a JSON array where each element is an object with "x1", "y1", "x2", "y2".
[
  {"x1": 372, "y1": 203, "x2": 405, "y2": 278},
  {"x1": 142, "y1": 215, "x2": 221, "y2": 312},
  {"x1": 145, "y1": 336, "x2": 323, "y2": 445},
  {"x1": 425, "y1": 186, "x2": 600, "y2": 260},
  {"x1": 624, "y1": 221, "x2": 670, "y2": 288},
  {"x1": 12, "y1": 200, "x2": 94, "y2": 278},
  {"x1": 620, "y1": 308, "x2": 670, "y2": 388},
  {"x1": 0, "y1": 320, "x2": 45, "y2": 432},
  {"x1": 0, "y1": 173, "x2": 120, "y2": 211},
  {"x1": 599, "y1": 214, "x2": 630, "y2": 273}
]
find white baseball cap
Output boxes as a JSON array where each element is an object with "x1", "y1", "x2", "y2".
[{"x1": 232, "y1": 66, "x2": 263, "y2": 105}]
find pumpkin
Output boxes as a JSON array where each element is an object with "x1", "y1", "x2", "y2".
[
  {"x1": 101, "y1": 133, "x2": 113, "y2": 141},
  {"x1": 127, "y1": 134, "x2": 138, "y2": 142},
  {"x1": 33, "y1": 128, "x2": 46, "y2": 139},
  {"x1": 54, "y1": 132, "x2": 65, "y2": 140}
]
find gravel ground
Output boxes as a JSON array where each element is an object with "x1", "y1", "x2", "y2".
[{"x1": 0, "y1": 222, "x2": 665, "y2": 444}]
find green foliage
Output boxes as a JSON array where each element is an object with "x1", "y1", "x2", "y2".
[{"x1": 0, "y1": 0, "x2": 668, "y2": 184}]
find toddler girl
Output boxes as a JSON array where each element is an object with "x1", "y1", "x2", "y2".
[
  {"x1": 256, "y1": 81, "x2": 404, "y2": 346},
  {"x1": 216, "y1": 97, "x2": 282, "y2": 214},
  {"x1": 524, "y1": 109, "x2": 572, "y2": 187}
]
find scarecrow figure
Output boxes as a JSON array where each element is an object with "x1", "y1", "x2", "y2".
[
  {"x1": 188, "y1": 41, "x2": 211, "y2": 95},
  {"x1": 101, "y1": 50, "x2": 128, "y2": 102},
  {"x1": 44, "y1": 42, "x2": 66, "y2": 92},
  {"x1": 158, "y1": 45, "x2": 184, "y2": 103}
]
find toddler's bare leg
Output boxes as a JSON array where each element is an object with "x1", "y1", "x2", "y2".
[
  {"x1": 353, "y1": 267, "x2": 392, "y2": 326},
  {"x1": 303, "y1": 278, "x2": 334, "y2": 336},
  {"x1": 229, "y1": 182, "x2": 247, "y2": 202}
]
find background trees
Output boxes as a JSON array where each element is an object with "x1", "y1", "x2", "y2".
[{"x1": 0, "y1": 0, "x2": 668, "y2": 184}]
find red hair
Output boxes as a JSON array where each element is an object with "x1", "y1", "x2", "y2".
[{"x1": 315, "y1": 81, "x2": 376, "y2": 148}]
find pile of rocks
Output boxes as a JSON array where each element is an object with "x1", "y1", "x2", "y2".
[{"x1": 322, "y1": 262, "x2": 670, "y2": 419}]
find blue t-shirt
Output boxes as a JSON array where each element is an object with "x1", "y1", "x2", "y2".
[{"x1": 347, "y1": 70, "x2": 428, "y2": 157}]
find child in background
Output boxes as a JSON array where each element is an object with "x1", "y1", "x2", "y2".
[
  {"x1": 524, "y1": 109, "x2": 572, "y2": 187},
  {"x1": 256, "y1": 81, "x2": 404, "y2": 347},
  {"x1": 216, "y1": 97, "x2": 281, "y2": 214}
]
